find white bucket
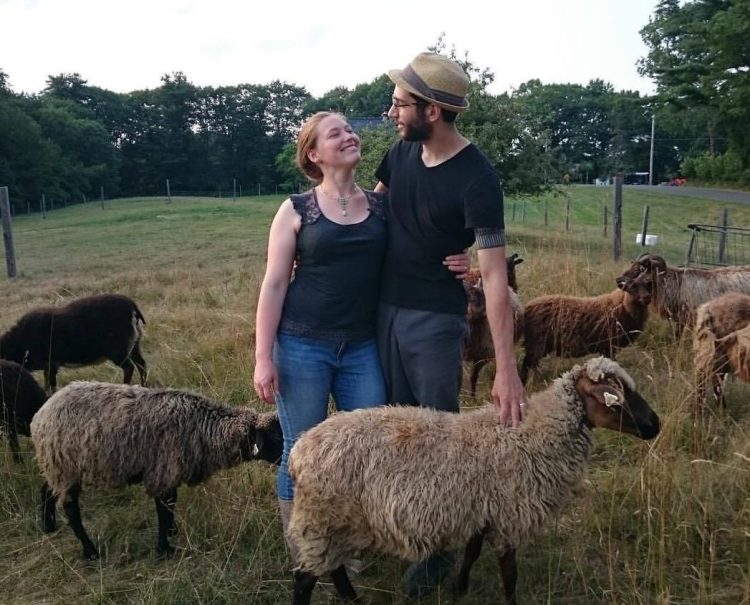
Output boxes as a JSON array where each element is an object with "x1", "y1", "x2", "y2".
[{"x1": 635, "y1": 233, "x2": 659, "y2": 246}]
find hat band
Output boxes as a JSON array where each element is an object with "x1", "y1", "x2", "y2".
[{"x1": 402, "y1": 64, "x2": 467, "y2": 108}]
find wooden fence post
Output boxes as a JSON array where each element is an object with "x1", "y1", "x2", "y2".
[
  {"x1": 1, "y1": 187, "x2": 17, "y2": 278},
  {"x1": 613, "y1": 175, "x2": 623, "y2": 261},
  {"x1": 166, "y1": 179, "x2": 172, "y2": 203},
  {"x1": 718, "y1": 208, "x2": 729, "y2": 265},
  {"x1": 41, "y1": 193, "x2": 46, "y2": 219},
  {"x1": 640, "y1": 205, "x2": 650, "y2": 246},
  {"x1": 100, "y1": 186, "x2": 104, "y2": 209},
  {"x1": 544, "y1": 199, "x2": 548, "y2": 227},
  {"x1": 565, "y1": 197, "x2": 571, "y2": 232},
  {"x1": 603, "y1": 205, "x2": 608, "y2": 237}
]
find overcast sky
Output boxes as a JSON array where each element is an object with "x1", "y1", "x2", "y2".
[{"x1": 0, "y1": 0, "x2": 660, "y2": 98}]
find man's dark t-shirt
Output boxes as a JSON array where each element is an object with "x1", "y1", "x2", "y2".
[{"x1": 375, "y1": 140, "x2": 505, "y2": 315}]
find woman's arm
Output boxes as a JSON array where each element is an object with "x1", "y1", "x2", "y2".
[{"x1": 254, "y1": 200, "x2": 300, "y2": 404}]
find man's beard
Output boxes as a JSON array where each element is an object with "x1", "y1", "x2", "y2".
[{"x1": 401, "y1": 114, "x2": 431, "y2": 141}]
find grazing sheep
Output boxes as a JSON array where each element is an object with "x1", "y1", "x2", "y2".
[
  {"x1": 31, "y1": 382, "x2": 283, "y2": 560},
  {"x1": 463, "y1": 254, "x2": 524, "y2": 397},
  {"x1": 464, "y1": 282, "x2": 524, "y2": 398},
  {"x1": 519, "y1": 276, "x2": 653, "y2": 383},
  {"x1": 693, "y1": 292, "x2": 750, "y2": 407},
  {"x1": 0, "y1": 360, "x2": 47, "y2": 463},
  {"x1": 0, "y1": 293, "x2": 148, "y2": 392},
  {"x1": 287, "y1": 357, "x2": 659, "y2": 605},
  {"x1": 617, "y1": 253, "x2": 750, "y2": 337}
]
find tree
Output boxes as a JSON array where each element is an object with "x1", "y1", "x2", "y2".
[{"x1": 639, "y1": 0, "x2": 750, "y2": 170}]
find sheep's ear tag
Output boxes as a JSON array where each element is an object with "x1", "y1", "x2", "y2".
[{"x1": 603, "y1": 392, "x2": 620, "y2": 408}]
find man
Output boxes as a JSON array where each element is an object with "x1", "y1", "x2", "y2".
[{"x1": 374, "y1": 51, "x2": 527, "y2": 598}]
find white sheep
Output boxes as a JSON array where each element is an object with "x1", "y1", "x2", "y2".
[
  {"x1": 286, "y1": 357, "x2": 660, "y2": 604},
  {"x1": 31, "y1": 381, "x2": 282, "y2": 560}
]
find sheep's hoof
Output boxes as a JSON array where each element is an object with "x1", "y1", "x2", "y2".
[
  {"x1": 157, "y1": 544, "x2": 175, "y2": 560},
  {"x1": 83, "y1": 548, "x2": 100, "y2": 561}
]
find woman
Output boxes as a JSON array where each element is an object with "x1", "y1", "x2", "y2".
[{"x1": 253, "y1": 112, "x2": 467, "y2": 559}]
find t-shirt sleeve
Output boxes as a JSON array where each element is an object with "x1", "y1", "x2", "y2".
[
  {"x1": 464, "y1": 164, "x2": 505, "y2": 230},
  {"x1": 375, "y1": 148, "x2": 392, "y2": 187}
]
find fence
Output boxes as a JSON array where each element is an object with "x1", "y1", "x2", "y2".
[{"x1": 685, "y1": 223, "x2": 750, "y2": 267}]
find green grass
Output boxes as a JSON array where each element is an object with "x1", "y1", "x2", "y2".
[{"x1": 1, "y1": 190, "x2": 749, "y2": 604}]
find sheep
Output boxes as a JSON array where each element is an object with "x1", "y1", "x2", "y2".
[
  {"x1": 693, "y1": 292, "x2": 750, "y2": 408},
  {"x1": 464, "y1": 282, "x2": 524, "y2": 398},
  {"x1": 519, "y1": 275, "x2": 653, "y2": 384},
  {"x1": 286, "y1": 357, "x2": 660, "y2": 605},
  {"x1": 0, "y1": 293, "x2": 148, "y2": 392},
  {"x1": 463, "y1": 253, "x2": 524, "y2": 397},
  {"x1": 0, "y1": 359, "x2": 47, "y2": 463},
  {"x1": 30, "y1": 381, "x2": 283, "y2": 560},
  {"x1": 617, "y1": 253, "x2": 750, "y2": 337}
]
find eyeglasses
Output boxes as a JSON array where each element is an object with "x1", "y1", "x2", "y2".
[{"x1": 390, "y1": 100, "x2": 422, "y2": 110}]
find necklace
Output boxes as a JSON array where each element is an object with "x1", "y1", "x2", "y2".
[{"x1": 319, "y1": 185, "x2": 358, "y2": 216}]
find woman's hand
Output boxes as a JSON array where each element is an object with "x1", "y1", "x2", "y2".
[
  {"x1": 443, "y1": 248, "x2": 472, "y2": 280},
  {"x1": 254, "y1": 358, "x2": 279, "y2": 405}
]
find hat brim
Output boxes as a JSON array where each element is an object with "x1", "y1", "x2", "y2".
[{"x1": 388, "y1": 69, "x2": 469, "y2": 114}]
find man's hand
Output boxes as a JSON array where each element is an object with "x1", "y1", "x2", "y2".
[
  {"x1": 253, "y1": 358, "x2": 279, "y2": 405},
  {"x1": 492, "y1": 366, "x2": 527, "y2": 427},
  {"x1": 443, "y1": 248, "x2": 472, "y2": 280}
]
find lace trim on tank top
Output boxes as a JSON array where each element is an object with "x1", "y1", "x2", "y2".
[{"x1": 290, "y1": 189, "x2": 387, "y2": 224}]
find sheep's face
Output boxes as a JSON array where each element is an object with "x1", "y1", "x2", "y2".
[
  {"x1": 253, "y1": 413, "x2": 284, "y2": 465},
  {"x1": 464, "y1": 283, "x2": 486, "y2": 320},
  {"x1": 616, "y1": 272, "x2": 653, "y2": 305},
  {"x1": 577, "y1": 374, "x2": 660, "y2": 440}
]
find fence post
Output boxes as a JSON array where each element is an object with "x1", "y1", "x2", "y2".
[
  {"x1": 166, "y1": 179, "x2": 172, "y2": 203},
  {"x1": 544, "y1": 199, "x2": 548, "y2": 227},
  {"x1": 565, "y1": 197, "x2": 571, "y2": 232},
  {"x1": 521, "y1": 200, "x2": 526, "y2": 223},
  {"x1": 100, "y1": 186, "x2": 104, "y2": 209},
  {"x1": 640, "y1": 205, "x2": 650, "y2": 246},
  {"x1": 718, "y1": 208, "x2": 729, "y2": 265},
  {"x1": 511, "y1": 202, "x2": 516, "y2": 222},
  {"x1": 613, "y1": 174, "x2": 623, "y2": 261},
  {"x1": 41, "y1": 193, "x2": 47, "y2": 219},
  {"x1": 1, "y1": 187, "x2": 17, "y2": 278}
]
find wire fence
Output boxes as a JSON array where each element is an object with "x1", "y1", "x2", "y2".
[{"x1": 686, "y1": 223, "x2": 750, "y2": 267}]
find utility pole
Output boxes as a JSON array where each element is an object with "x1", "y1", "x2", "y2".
[{"x1": 649, "y1": 114, "x2": 655, "y2": 186}]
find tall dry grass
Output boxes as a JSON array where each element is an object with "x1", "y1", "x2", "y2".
[{"x1": 0, "y1": 194, "x2": 748, "y2": 604}]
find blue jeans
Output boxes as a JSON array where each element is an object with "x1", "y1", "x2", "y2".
[{"x1": 274, "y1": 332, "x2": 386, "y2": 501}]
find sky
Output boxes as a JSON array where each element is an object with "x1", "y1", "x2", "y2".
[{"x1": 0, "y1": 0, "x2": 660, "y2": 99}]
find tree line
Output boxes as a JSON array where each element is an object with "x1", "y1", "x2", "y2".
[{"x1": 1, "y1": 1, "x2": 747, "y2": 214}]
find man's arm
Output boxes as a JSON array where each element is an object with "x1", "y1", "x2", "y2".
[{"x1": 477, "y1": 245, "x2": 526, "y2": 426}]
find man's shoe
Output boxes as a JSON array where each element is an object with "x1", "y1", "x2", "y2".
[{"x1": 403, "y1": 552, "x2": 455, "y2": 599}]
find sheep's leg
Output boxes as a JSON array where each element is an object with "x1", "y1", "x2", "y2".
[
  {"x1": 470, "y1": 360, "x2": 489, "y2": 398},
  {"x1": 292, "y1": 570, "x2": 318, "y2": 605},
  {"x1": 497, "y1": 548, "x2": 517, "y2": 605},
  {"x1": 154, "y1": 490, "x2": 177, "y2": 557},
  {"x1": 44, "y1": 363, "x2": 59, "y2": 393},
  {"x1": 8, "y1": 426, "x2": 22, "y2": 464},
  {"x1": 454, "y1": 530, "x2": 485, "y2": 595},
  {"x1": 62, "y1": 485, "x2": 99, "y2": 560},
  {"x1": 330, "y1": 565, "x2": 358, "y2": 603},
  {"x1": 130, "y1": 344, "x2": 148, "y2": 386},
  {"x1": 519, "y1": 356, "x2": 534, "y2": 385},
  {"x1": 39, "y1": 482, "x2": 57, "y2": 533},
  {"x1": 120, "y1": 359, "x2": 136, "y2": 385}
]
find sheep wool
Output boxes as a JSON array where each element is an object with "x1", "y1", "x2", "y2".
[
  {"x1": 288, "y1": 357, "x2": 635, "y2": 576},
  {"x1": 31, "y1": 381, "x2": 267, "y2": 499}
]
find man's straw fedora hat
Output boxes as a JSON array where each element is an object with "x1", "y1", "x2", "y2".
[{"x1": 388, "y1": 52, "x2": 470, "y2": 113}]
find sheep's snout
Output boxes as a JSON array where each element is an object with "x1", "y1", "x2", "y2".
[{"x1": 579, "y1": 377, "x2": 660, "y2": 440}]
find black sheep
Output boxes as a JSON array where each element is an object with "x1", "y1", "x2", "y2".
[
  {"x1": 0, "y1": 294, "x2": 148, "y2": 391},
  {"x1": 0, "y1": 359, "x2": 47, "y2": 463}
]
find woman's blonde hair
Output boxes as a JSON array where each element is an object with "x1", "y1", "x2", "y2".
[{"x1": 296, "y1": 111, "x2": 347, "y2": 182}]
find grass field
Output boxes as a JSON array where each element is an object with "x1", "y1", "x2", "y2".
[{"x1": 1, "y1": 187, "x2": 749, "y2": 604}]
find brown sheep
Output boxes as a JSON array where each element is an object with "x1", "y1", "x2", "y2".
[
  {"x1": 617, "y1": 253, "x2": 750, "y2": 337},
  {"x1": 463, "y1": 253, "x2": 524, "y2": 397},
  {"x1": 0, "y1": 293, "x2": 147, "y2": 391},
  {"x1": 520, "y1": 276, "x2": 652, "y2": 384},
  {"x1": 693, "y1": 292, "x2": 750, "y2": 408}
]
